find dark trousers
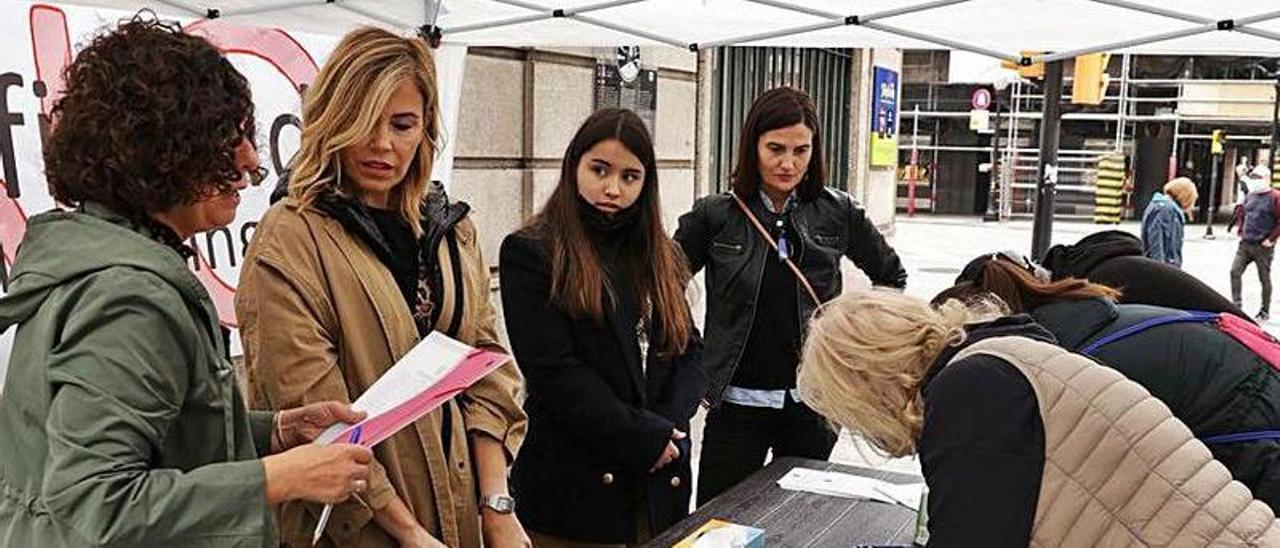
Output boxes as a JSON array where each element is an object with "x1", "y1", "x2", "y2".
[
  {"x1": 1231, "y1": 241, "x2": 1274, "y2": 313},
  {"x1": 696, "y1": 396, "x2": 838, "y2": 506}
]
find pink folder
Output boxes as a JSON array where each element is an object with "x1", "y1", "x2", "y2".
[{"x1": 331, "y1": 348, "x2": 508, "y2": 447}]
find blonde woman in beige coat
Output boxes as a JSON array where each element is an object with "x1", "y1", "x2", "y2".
[
  {"x1": 797, "y1": 289, "x2": 1280, "y2": 547},
  {"x1": 237, "y1": 28, "x2": 527, "y2": 548}
]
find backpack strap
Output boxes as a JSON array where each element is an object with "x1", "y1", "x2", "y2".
[
  {"x1": 1201, "y1": 430, "x2": 1280, "y2": 445},
  {"x1": 1080, "y1": 311, "x2": 1280, "y2": 448},
  {"x1": 1079, "y1": 310, "x2": 1220, "y2": 355}
]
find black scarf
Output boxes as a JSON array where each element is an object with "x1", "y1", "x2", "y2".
[{"x1": 578, "y1": 195, "x2": 643, "y2": 237}]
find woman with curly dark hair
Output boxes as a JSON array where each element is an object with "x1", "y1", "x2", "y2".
[{"x1": 0, "y1": 17, "x2": 374, "y2": 547}]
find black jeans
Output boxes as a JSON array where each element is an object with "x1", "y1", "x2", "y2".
[
  {"x1": 1231, "y1": 241, "x2": 1274, "y2": 313},
  {"x1": 696, "y1": 395, "x2": 838, "y2": 506}
]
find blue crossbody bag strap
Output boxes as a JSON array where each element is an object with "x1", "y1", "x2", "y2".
[{"x1": 1079, "y1": 311, "x2": 1220, "y2": 355}]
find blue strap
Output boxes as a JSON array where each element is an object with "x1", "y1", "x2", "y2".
[
  {"x1": 1202, "y1": 430, "x2": 1280, "y2": 445},
  {"x1": 1079, "y1": 310, "x2": 1275, "y2": 447},
  {"x1": 1079, "y1": 311, "x2": 1220, "y2": 355}
]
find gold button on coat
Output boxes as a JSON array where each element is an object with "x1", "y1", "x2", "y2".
[{"x1": 670, "y1": 476, "x2": 682, "y2": 488}]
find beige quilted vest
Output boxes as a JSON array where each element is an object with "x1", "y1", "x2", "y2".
[{"x1": 950, "y1": 336, "x2": 1280, "y2": 547}]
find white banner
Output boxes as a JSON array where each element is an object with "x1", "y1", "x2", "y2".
[{"x1": 0, "y1": 2, "x2": 467, "y2": 385}]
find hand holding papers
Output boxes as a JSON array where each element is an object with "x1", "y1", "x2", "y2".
[
  {"x1": 309, "y1": 332, "x2": 510, "y2": 545},
  {"x1": 312, "y1": 425, "x2": 364, "y2": 546},
  {"x1": 313, "y1": 331, "x2": 511, "y2": 447}
]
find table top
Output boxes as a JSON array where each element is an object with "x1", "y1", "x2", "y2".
[{"x1": 645, "y1": 457, "x2": 922, "y2": 547}]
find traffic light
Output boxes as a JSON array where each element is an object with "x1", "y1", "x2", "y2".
[
  {"x1": 1000, "y1": 51, "x2": 1045, "y2": 79},
  {"x1": 1071, "y1": 53, "x2": 1111, "y2": 105}
]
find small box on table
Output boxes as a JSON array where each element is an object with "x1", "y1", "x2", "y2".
[{"x1": 673, "y1": 519, "x2": 764, "y2": 548}]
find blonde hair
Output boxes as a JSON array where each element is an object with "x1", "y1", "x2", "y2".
[
  {"x1": 1163, "y1": 177, "x2": 1198, "y2": 213},
  {"x1": 289, "y1": 27, "x2": 439, "y2": 234},
  {"x1": 797, "y1": 289, "x2": 978, "y2": 458}
]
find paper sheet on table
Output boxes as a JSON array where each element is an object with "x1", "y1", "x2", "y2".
[
  {"x1": 777, "y1": 467, "x2": 925, "y2": 510},
  {"x1": 313, "y1": 331, "x2": 510, "y2": 447}
]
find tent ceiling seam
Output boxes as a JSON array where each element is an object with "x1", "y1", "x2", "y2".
[
  {"x1": 184, "y1": 0, "x2": 1280, "y2": 56},
  {"x1": 707, "y1": 0, "x2": 1019, "y2": 63},
  {"x1": 1055, "y1": 0, "x2": 1280, "y2": 61}
]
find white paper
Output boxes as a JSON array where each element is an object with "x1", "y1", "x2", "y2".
[
  {"x1": 873, "y1": 481, "x2": 926, "y2": 510},
  {"x1": 313, "y1": 331, "x2": 473, "y2": 445},
  {"x1": 777, "y1": 467, "x2": 925, "y2": 510}
]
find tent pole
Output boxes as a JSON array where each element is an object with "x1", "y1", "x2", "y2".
[
  {"x1": 704, "y1": 0, "x2": 1018, "y2": 63},
  {"x1": 1031, "y1": 60, "x2": 1063, "y2": 260},
  {"x1": 1088, "y1": 0, "x2": 1280, "y2": 43},
  {"x1": 445, "y1": 13, "x2": 547, "y2": 34},
  {"x1": 1038, "y1": 24, "x2": 1220, "y2": 64},
  {"x1": 696, "y1": 21, "x2": 847, "y2": 49},
  {"x1": 573, "y1": 13, "x2": 691, "y2": 49},
  {"x1": 860, "y1": 20, "x2": 1019, "y2": 63},
  {"x1": 448, "y1": 0, "x2": 649, "y2": 34}
]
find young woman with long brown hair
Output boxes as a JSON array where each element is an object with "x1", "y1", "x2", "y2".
[
  {"x1": 936, "y1": 253, "x2": 1280, "y2": 510},
  {"x1": 499, "y1": 108, "x2": 705, "y2": 547}
]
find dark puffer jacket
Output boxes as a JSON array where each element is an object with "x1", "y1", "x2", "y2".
[
  {"x1": 1031, "y1": 297, "x2": 1280, "y2": 510},
  {"x1": 1040, "y1": 230, "x2": 1247, "y2": 320}
]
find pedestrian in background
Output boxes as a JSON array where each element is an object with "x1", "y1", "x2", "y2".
[
  {"x1": 1141, "y1": 176, "x2": 1197, "y2": 267},
  {"x1": 1230, "y1": 165, "x2": 1280, "y2": 321}
]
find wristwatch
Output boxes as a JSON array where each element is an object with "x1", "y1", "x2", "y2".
[{"x1": 480, "y1": 493, "x2": 516, "y2": 514}]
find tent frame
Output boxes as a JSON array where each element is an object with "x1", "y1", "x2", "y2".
[
  {"x1": 187, "y1": 0, "x2": 1280, "y2": 60},
  {"x1": 186, "y1": 0, "x2": 1280, "y2": 254}
]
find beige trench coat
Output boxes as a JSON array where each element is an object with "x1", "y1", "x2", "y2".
[{"x1": 236, "y1": 198, "x2": 526, "y2": 547}]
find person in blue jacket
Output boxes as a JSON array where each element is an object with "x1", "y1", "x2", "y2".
[{"x1": 1141, "y1": 177, "x2": 1197, "y2": 267}]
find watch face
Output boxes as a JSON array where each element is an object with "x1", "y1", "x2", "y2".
[{"x1": 486, "y1": 495, "x2": 515, "y2": 514}]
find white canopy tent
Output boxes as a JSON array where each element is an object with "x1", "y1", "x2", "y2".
[
  {"x1": 46, "y1": 0, "x2": 1280, "y2": 258},
  {"x1": 53, "y1": 0, "x2": 1280, "y2": 61}
]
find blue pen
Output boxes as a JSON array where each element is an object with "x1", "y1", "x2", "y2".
[{"x1": 312, "y1": 425, "x2": 364, "y2": 546}]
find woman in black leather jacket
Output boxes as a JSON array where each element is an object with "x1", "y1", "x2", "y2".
[{"x1": 674, "y1": 87, "x2": 907, "y2": 505}]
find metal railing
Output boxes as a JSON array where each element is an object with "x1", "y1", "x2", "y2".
[{"x1": 901, "y1": 58, "x2": 1280, "y2": 219}]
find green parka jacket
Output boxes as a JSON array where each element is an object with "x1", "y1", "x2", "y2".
[{"x1": 0, "y1": 203, "x2": 277, "y2": 547}]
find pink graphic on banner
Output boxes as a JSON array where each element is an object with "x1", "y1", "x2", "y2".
[
  {"x1": 0, "y1": 197, "x2": 27, "y2": 266},
  {"x1": 185, "y1": 19, "x2": 319, "y2": 92},
  {"x1": 30, "y1": 4, "x2": 70, "y2": 116}
]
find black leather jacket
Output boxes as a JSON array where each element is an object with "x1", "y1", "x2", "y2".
[{"x1": 674, "y1": 188, "x2": 907, "y2": 405}]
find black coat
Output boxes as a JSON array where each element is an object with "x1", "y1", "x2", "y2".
[
  {"x1": 1031, "y1": 297, "x2": 1280, "y2": 510},
  {"x1": 499, "y1": 232, "x2": 706, "y2": 543},
  {"x1": 1040, "y1": 230, "x2": 1248, "y2": 320},
  {"x1": 673, "y1": 188, "x2": 906, "y2": 404},
  {"x1": 919, "y1": 315, "x2": 1056, "y2": 546}
]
